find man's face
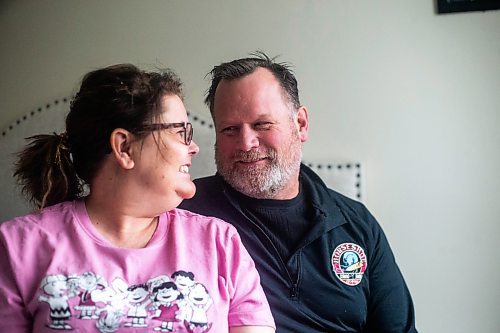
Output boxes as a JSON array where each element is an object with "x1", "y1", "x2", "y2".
[{"x1": 213, "y1": 68, "x2": 308, "y2": 199}]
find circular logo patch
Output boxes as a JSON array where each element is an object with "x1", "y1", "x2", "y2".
[{"x1": 331, "y1": 242, "x2": 368, "y2": 286}]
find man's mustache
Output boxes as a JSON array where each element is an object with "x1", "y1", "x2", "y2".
[{"x1": 233, "y1": 149, "x2": 276, "y2": 162}]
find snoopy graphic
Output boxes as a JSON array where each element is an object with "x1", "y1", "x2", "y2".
[{"x1": 92, "y1": 278, "x2": 129, "y2": 333}]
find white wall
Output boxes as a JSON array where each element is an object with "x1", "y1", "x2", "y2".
[{"x1": 1, "y1": 1, "x2": 499, "y2": 332}]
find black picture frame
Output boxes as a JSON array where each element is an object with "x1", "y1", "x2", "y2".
[{"x1": 437, "y1": 0, "x2": 500, "y2": 13}]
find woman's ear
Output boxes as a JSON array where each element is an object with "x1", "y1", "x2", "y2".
[
  {"x1": 110, "y1": 128, "x2": 135, "y2": 169},
  {"x1": 296, "y1": 105, "x2": 309, "y2": 142}
]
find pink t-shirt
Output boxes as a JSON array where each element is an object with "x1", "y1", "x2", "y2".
[{"x1": 0, "y1": 200, "x2": 275, "y2": 332}]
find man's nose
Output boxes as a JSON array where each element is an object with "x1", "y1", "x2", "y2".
[{"x1": 238, "y1": 127, "x2": 259, "y2": 151}]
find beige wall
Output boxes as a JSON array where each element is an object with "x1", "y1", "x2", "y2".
[{"x1": 1, "y1": 1, "x2": 499, "y2": 332}]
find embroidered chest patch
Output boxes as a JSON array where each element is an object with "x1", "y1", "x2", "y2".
[{"x1": 331, "y1": 242, "x2": 368, "y2": 286}]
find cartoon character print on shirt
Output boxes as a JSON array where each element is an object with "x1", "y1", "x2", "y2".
[
  {"x1": 183, "y1": 283, "x2": 213, "y2": 333},
  {"x1": 37, "y1": 271, "x2": 213, "y2": 332},
  {"x1": 171, "y1": 270, "x2": 196, "y2": 296},
  {"x1": 124, "y1": 283, "x2": 152, "y2": 328},
  {"x1": 331, "y1": 242, "x2": 368, "y2": 286},
  {"x1": 150, "y1": 281, "x2": 185, "y2": 332},
  {"x1": 74, "y1": 271, "x2": 107, "y2": 319},
  {"x1": 38, "y1": 274, "x2": 79, "y2": 330},
  {"x1": 92, "y1": 277, "x2": 130, "y2": 333}
]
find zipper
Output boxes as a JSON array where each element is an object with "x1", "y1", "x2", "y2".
[
  {"x1": 289, "y1": 282, "x2": 299, "y2": 298},
  {"x1": 246, "y1": 210, "x2": 301, "y2": 299},
  {"x1": 224, "y1": 189, "x2": 301, "y2": 299}
]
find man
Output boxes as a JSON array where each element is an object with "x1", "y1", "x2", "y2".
[{"x1": 180, "y1": 52, "x2": 417, "y2": 332}]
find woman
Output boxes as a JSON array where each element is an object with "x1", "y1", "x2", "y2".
[{"x1": 0, "y1": 64, "x2": 275, "y2": 333}]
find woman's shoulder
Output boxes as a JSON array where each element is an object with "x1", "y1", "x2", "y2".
[
  {"x1": 168, "y1": 207, "x2": 238, "y2": 235},
  {"x1": 0, "y1": 201, "x2": 77, "y2": 236}
]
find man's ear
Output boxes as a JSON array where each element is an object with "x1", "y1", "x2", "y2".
[
  {"x1": 110, "y1": 128, "x2": 135, "y2": 169},
  {"x1": 296, "y1": 105, "x2": 309, "y2": 142}
]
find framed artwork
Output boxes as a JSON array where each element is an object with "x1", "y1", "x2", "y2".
[{"x1": 437, "y1": 0, "x2": 500, "y2": 13}]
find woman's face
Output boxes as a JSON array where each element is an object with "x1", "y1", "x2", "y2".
[{"x1": 131, "y1": 94, "x2": 199, "y2": 213}]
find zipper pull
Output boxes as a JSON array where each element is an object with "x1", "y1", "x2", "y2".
[{"x1": 289, "y1": 283, "x2": 299, "y2": 298}]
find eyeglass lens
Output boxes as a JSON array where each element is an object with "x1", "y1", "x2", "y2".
[{"x1": 185, "y1": 123, "x2": 193, "y2": 145}]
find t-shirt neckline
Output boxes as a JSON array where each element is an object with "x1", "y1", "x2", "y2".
[{"x1": 73, "y1": 199, "x2": 168, "y2": 249}]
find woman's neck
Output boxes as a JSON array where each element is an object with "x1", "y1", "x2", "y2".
[{"x1": 85, "y1": 197, "x2": 159, "y2": 248}]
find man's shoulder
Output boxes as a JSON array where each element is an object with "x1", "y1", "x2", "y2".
[
  {"x1": 301, "y1": 165, "x2": 377, "y2": 229},
  {"x1": 190, "y1": 175, "x2": 221, "y2": 198},
  {"x1": 301, "y1": 164, "x2": 367, "y2": 213},
  {"x1": 180, "y1": 175, "x2": 228, "y2": 213},
  {"x1": 192, "y1": 174, "x2": 218, "y2": 186}
]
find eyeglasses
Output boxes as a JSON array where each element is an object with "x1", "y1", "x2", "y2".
[{"x1": 138, "y1": 122, "x2": 193, "y2": 145}]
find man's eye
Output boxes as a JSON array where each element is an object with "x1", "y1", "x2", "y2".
[
  {"x1": 221, "y1": 126, "x2": 238, "y2": 134},
  {"x1": 255, "y1": 122, "x2": 272, "y2": 130}
]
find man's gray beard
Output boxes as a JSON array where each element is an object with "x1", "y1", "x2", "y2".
[{"x1": 215, "y1": 137, "x2": 302, "y2": 199}]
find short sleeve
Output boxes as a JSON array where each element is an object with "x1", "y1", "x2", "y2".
[
  {"x1": 224, "y1": 230, "x2": 275, "y2": 329},
  {"x1": 0, "y1": 226, "x2": 32, "y2": 331}
]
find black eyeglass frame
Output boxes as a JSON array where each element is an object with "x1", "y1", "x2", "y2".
[{"x1": 137, "y1": 122, "x2": 193, "y2": 145}]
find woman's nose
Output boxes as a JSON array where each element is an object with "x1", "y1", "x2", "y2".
[{"x1": 189, "y1": 140, "x2": 200, "y2": 155}]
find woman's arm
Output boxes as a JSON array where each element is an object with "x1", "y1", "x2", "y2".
[
  {"x1": 224, "y1": 231, "x2": 276, "y2": 331},
  {"x1": 0, "y1": 232, "x2": 31, "y2": 331},
  {"x1": 230, "y1": 326, "x2": 275, "y2": 333}
]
